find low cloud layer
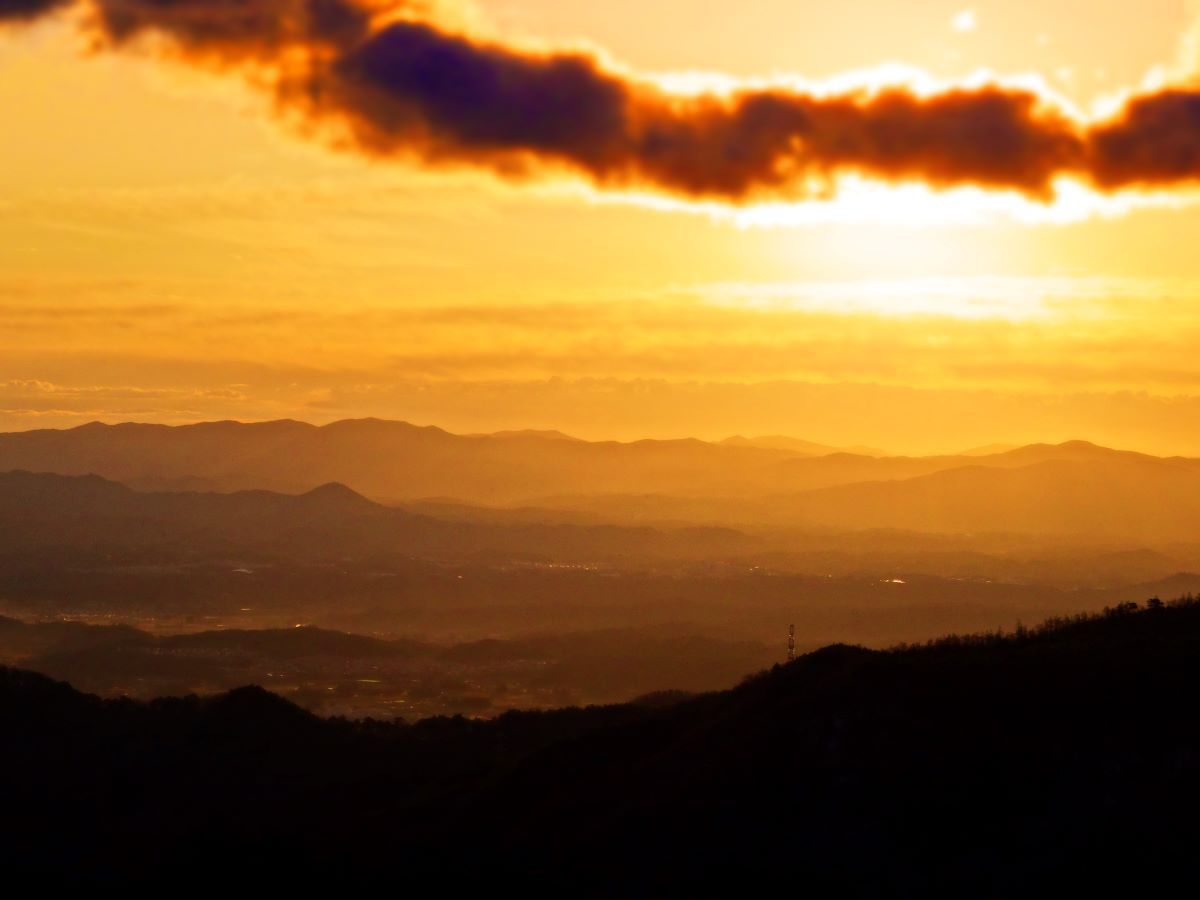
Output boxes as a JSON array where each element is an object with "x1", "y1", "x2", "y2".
[{"x1": 4, "y1": 0, "x2": 1200, "y2": 202}]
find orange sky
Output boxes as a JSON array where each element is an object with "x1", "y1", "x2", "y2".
[{"x1": 3, "y1": 0, "x2": 1200, "y2": 453}]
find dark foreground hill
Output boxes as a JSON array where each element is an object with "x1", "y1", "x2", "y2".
[
  {"x1": 5, "y1": 599, "x2": 1200, "y2": 894},
  {"x1": 0, "y1": 615, "x2": 775, "y2": 717}
]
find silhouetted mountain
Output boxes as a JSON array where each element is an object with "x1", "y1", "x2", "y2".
[
  {"x1": 521, "y1": 442, "x2": 1200, "y2": 541},
  {"x1": 6, "y1": 418, "x2": 1181, "y2": 507},
  {"x1": 767, "y1": 438, "x2": 1191, "y2": 493},
  {"x1": 0, "y1": 470, "x2": 756, "y2": 564},
  {"x1": 0, "y1": 418, "x2": 808, "y2": 501},
  {"x1": 789, "y1": 455, "x2": 1200, "y2": 539},
  {"x1": 4, "y1": 598, "x2": 1200, "y2": 891},
  {"x1": 0, "y1": 418, "x2": 316, "y2": 490}
]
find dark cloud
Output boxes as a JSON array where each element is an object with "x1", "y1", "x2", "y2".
[
  {"x1": 301, "y1": 23, "x2": 1088, "y2": 199},
  {"x1": 308, "y1": 24, "x2": 1085, "y2": 199},
  {"x1": 92, "y1": 0, "x2": 373, "y2": 60},
  {"x1": 0, "y1": 0, "x2": 73, "y2": 23},
  {"x1": 1088, "y1": 89, "x2": 1200, "y2": 189},
  {"x1": 3, "y1": 0, "x2": 1200, "y2": 202},
  {"x1": 317, "y1": 21, "x2": 632, "y2": 173},
  {"x1": 640, "y1": 85, "x2": 1082, "y2": 198}
]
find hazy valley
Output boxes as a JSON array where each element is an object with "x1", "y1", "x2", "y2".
[
  {"x1": 9, "y1": 1, "x2": 1200, "y2": 887},
  {"x1": 3, "y1": 419, "x2": 1200, "y2": 718}
]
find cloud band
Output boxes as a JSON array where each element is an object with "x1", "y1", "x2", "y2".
[{"x1": 3, "y1": 0, "x2": 1200, "y2": 202}]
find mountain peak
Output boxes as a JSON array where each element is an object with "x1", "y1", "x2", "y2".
[
  {"x1": 298, "y1": 481, "x2": 377, "y2": 510},
  {"x1": 483, "y1": 429, "x2": 582, "y2": 441}
]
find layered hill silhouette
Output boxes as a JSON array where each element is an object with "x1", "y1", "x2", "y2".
[
  {"x1": 4, "y1": 598, "x2": 1200, "y2": 891},
  {"x1": 3, "y1": 419, "x2": 1200, "y2": 543},
  {"x1": 0, "y1": 419, "x2": 805, "y2": 501},
  {"x1": 788, "y1": 455, "x2": 1200, "y2": 539},
  {"x1": 0, "y1": 470, "x2": 753, "y2": 563},
  {"x1": 4, "y1": 419, "x2": 1191, "y2": 508}
]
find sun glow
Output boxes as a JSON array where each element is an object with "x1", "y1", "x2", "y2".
[
  {"x1": 583, "y1": 174, "x2": 1195, "y2": 229},
  {"x1": 688, "y1": 274, "x2": 1150, "y2": 321}
]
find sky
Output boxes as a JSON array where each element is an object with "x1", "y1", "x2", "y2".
[{"x1": 3, "y1": 0, "x2": 1200, "y2": 453}]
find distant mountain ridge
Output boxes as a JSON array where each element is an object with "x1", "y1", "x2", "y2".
[
  {"x1": 0, "y1": 418, "x2": 809, "y2": 501},
  {"x1": 787, "y1": 455, "x2": 1200, "y2": 540},
  {"x1": 0, "y1": 419, "x2": 1189, "y2": 512},
  {"x1": 0, "y1": 469, "x2": 755, "y2": 563}
]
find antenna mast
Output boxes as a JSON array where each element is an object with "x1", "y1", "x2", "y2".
[{"x1": 787, "y1": 624, "x2": 795, "y2": 663}]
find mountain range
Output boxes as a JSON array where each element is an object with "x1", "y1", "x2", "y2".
[
  {"x1": 3, "y1": 420, "x2": 1200, "y2": 543},
  {"x1": 0, "y1": 470, "x2": 752, "y2": 564}
]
